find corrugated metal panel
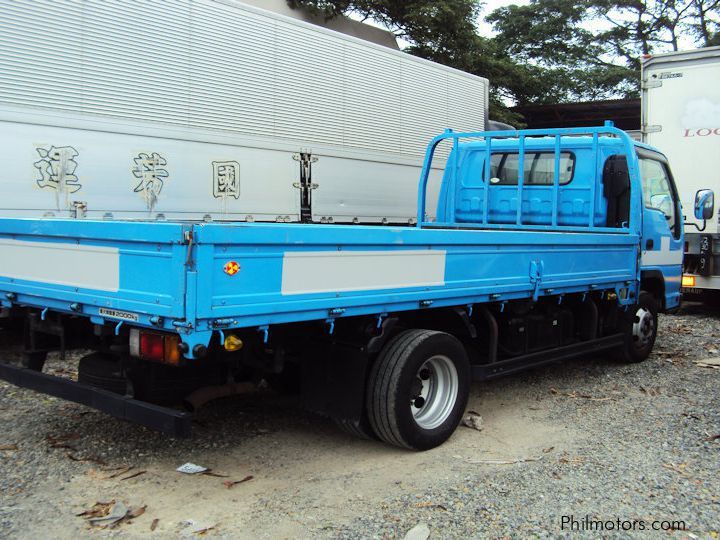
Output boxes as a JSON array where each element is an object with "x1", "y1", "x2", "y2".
[
  {"x1": 0, "y1": 0, "x2": 486, "y2": 160},
  {"x1": 0, "y1": 0, "x2": 487, "y2": 223}
]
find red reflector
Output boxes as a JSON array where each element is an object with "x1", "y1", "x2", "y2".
[{"x1": 140, "y1": 332, "x2": 164, "y2": 361}]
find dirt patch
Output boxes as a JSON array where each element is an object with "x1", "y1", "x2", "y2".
[{"x1": 1, "y1": 304, "x2": 719, "y2": 538}]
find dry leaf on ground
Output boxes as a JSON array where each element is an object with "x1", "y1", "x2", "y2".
[
  {"x1": 120, "y1": 470, "x2": 146, "y2": 481},
  {"x1": 223, "y1": 475, "x2": 254, "y2": 488}
]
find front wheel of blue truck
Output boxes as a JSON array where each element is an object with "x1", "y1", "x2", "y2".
[
  {"x1": 367, "y1": 329, "x2": 471, "y2": 450},
  {"x1": 618, "y1": 291, "x2": 659, "y2": 363}
]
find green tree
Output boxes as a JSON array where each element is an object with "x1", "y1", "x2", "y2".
[
  {"x1": 688, "y1": 0, "x2": 720, "y2": 45},
  {"x1": 287, "y1": 0, "x2": 480, "y2": 65},
  {"x1": 486, "y1": 0, "x2": 638, "y2": 103},
  {"x1": 488, "y1": 0, "x2": 720, "y2": 104}
]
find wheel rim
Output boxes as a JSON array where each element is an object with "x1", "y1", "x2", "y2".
[
  {"x1": 632, "y1": 306, "x2": 655, "y2": 349},
  {"x1": 411, "y1": 355, "x2": 459, "y2": 430}
]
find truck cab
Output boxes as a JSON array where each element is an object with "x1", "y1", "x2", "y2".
[
  {"x1": 636, "y1": 145, "x2": 684, "y2": 310},
  {"x1": 435, "y1": 131, "x2": 684, "y2": 311}
]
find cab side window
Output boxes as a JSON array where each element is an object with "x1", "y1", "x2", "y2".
[
  {"x1": 639, "y1": 157, "x2": 678, "y2": 236},
  {"x1": 488, "y1": 152, "x2": 575, "y2": 185}
]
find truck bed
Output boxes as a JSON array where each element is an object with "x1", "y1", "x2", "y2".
[{"x1": 0, "y1": 217, "x2": 639, "y2": 356}]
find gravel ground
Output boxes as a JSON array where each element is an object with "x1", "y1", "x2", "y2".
[{"x1": 0, "y1": 303, "x2": 718, "y2": 539}]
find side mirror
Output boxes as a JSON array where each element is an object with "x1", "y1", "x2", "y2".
[{"x1": 694, "y1": 189, "x2": 715, "y2": 220}]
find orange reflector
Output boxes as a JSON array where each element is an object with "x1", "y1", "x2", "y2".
[
  {"x1": 224, "y1": 334, "x2": 244, "y2": 351},
  {"x1": 682, "y1": 275, "x2": 695, "y2": 287},
  {"x1": 224, "y1": 261, "x2": 240, "y2": 275},
  {"x1": 164, "y1": 334, "x2": 181, "y2": 365}
]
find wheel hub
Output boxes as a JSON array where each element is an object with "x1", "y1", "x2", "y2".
[
  {"x1": 632, "y1": 306, "x2": 655, "y2": 348},
  {"x1": 411, "y1": 355, "x2": 459, "y2": 430}
]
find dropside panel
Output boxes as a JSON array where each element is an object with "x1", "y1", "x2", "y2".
[
  {"x1": 0, "y1": 219, "x2": 188, "y2": 325},
  {"x1": 193, "y1": 223, "x2": 639, "y2": 331}
]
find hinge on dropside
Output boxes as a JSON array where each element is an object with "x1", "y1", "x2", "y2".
[
  {"x1": 183, "y1": 229, "x2": 195, "y2": 269},
  {"x1": 293, "y1": 151, "x2": 319, "y2": 223},
  {"x1": 529, "y1": 260, "x2": 544, "y2": 302}
]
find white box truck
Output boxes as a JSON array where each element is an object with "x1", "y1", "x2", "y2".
[
  {"x1": 641, "y1": 46, "x2": 720, "y2": 299},
  {"x1": 0, "y1": 0, "x2": 488, "y2": 224}
]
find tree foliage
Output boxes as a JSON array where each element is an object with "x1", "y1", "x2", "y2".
[{"x1": 287, "y1": 0, "x2": 720, "y2": 122}]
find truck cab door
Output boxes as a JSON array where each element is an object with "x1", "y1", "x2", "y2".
[{"x1": 638, "y1": 150, "x2": 683, "y2": 309}]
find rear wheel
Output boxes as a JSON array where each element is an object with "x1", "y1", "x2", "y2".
[
  {"x1": 618, "y1": 291, "x2": 658, "y2": 363},
  {"x1": 130, "y1": 362, "x2": 228, "y2": 404},
  {"x1": 366, "y1": 329, "x2": 470, "y2": 450},
  {"x1": 78, "y1": 353, "x2": 229, "y2": 403},
  {"x1": 78, "y1": 353, "x2": 127, "y2": 394}
]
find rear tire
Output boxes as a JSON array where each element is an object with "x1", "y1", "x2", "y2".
[
  {"x1": 130, "y1": 362, "x2": 228, "y2": 404},
  {"x1": 618, "y1": 291, "x2": 658, "y2": 363},
  {"x1": 366, "y1": 329, "x2": 471, "y2": 450},
  {"x1": 78, "y1": 353, "x2": 127, "y2": 394}
]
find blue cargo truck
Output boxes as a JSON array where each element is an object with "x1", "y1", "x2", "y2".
[{"x1": 0, "y1": 124, "x2": 709, "y2": 450}]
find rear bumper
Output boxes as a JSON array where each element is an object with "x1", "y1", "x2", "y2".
[{"x1": 0, "y1": 362, "x2": 192, "y2": 437}]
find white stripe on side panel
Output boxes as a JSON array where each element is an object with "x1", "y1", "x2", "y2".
[
  {"x1": 641, "y1": 236, "x2": 682, "y2": 267},
  {"x1": 0, "y1": 239, "x2": 120, "y2": 292},
  {"x1": 281, "y1": 250, "x2": 446, "y2": 295}
]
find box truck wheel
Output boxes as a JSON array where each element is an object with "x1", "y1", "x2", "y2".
[
  {"x1": 619, "y1": 291, "x2": 658, "y2": 363},
  {"x1": 366, "y1": 329, "x2": 470, "y2": 450}
]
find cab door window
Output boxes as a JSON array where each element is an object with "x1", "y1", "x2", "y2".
[{"x1": 639, "y1": 157, "x2": 678, "y2": 237}]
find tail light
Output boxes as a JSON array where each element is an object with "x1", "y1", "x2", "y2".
[{"x1": 130, "y1": 329, "x2": 182, "y2": 365}]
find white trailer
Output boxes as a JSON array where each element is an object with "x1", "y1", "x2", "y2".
[
  {"x1": 641, "y1": 46, "x2": 720, "y2": 295},
  {"x1": 0, "y1": 0, "x2": 488, "y2": 224}
]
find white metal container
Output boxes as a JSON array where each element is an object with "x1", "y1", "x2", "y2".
[
  {"x1": 642, "y1": 46, "x2": 720, "y2": 234},
  {"x1": 0, "y1": 0, "x2": 488, "y2": 223}
]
